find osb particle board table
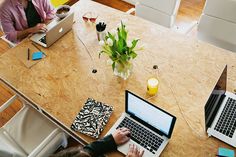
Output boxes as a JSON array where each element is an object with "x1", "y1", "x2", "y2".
[{"x1": 0, "y1": 0, "x2": 236, "y2": 156}]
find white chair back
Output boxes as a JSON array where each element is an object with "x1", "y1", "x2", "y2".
[
  {"x1": 135, "y1": 0, "x2": 181, "y2": 28},
  {"x1": 197, "y1": 0, "x2": 236, "y2": 52},
  {"x1": 139, "y1": 0, "x2": 180, "y2": 15},
  {"x1": 122, "y1": 0, "x2": 136, "y2": 5},
  {"x1": 0, "y1": 23, "x2": 2, "y2": 32},
  {"x1": 0, "y1": 35, "x2": 17, "y2": 48},
  {"x1": 204, "y1": 0, "x2": 236, "y2": 23},
  {"x1": 0, "y1": 21, "x2": 16, "y2": 48}
]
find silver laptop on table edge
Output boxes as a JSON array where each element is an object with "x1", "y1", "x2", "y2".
[
  {"x1": 205, "y1": 65, "x2": 236, "y2": 147},
  {"x1": 106, "y1": 90, "x2": 177, "y2": 157},
  {"x1": 30, "y1": 12, "x2": 74, "y2": 48}
]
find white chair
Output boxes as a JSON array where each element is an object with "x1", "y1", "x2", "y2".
[
  {"x1": 135, "y1": 0, "x2": 181, "y2": 28},
  {"x1": 197, "y1": 0, "x2": 236, "y2": 52},
  {"x1": 0, "y1": 35, "x2": 16, "y2": 48},
  {"x1": 0, "y1": 93, "x2": 68, "y2": 157},
  {"x1": 0, "y1": 22, "x2": 16, "y2": 48}
]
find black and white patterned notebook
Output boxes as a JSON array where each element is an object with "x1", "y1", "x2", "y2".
[{"x1": 71, "y1": 98, "x2": 113, "y2": 139}]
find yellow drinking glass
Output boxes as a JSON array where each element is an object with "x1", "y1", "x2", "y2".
[{"x1": 147, "y1": 77, "x2": 159, "y2": 96}]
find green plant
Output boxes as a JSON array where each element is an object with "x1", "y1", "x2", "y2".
[{"x1": 99, "y1": 21, "x2": 139, "y2": 71}]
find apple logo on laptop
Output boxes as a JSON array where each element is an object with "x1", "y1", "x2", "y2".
[{"x1": 59, "y1": 28, "x2": 63, "y2": 33}]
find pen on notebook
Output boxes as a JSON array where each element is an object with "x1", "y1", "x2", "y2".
[{"x1": 27, "y1": 48, "x2": 30, "y2": 60}]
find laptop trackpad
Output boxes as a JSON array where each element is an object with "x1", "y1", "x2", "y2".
[
  {"x1": 118, "y1": 141, "x2": 132, "y2": 155},
  {"x1": 118, "y1": 140, "x2": 142, "y2": 155}
]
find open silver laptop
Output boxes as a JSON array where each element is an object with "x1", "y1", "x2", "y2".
[
  {"x1": 106, "y1": 90, "x2": 176, "y2": 157},
  {"x1": 30, "y1": 12, "x2": 74, "y2": 48},
  {"x1": 205, "y1": 65, "x2": 236, "y2": 147}
]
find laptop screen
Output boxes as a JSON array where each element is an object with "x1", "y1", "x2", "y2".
[
  {"x1": 126, "y1": 91, "x2": 176, "y2": 138},
  {"x1": 204, "y1": 65, "x2": 227, "y2": 130}
]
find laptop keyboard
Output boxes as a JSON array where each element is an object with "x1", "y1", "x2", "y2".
[
  {"x1": 117, "y1": 117, "x2": 164, "y2": 154},
  {"x1": 39, "y1": 36, "x2": 46, "y2": 44},
  {"x1": 214, "y1": 98, "x2": 236, "y2": 138}
]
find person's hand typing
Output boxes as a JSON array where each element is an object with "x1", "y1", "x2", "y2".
[
  {"x1": 126, "y1": 144, "x2": 144, "y2": 157},
  {"x1": 112, "y1": 127, "x2": 130, "y2": 145},
  {"x1": 30, "y1": 23, "x2": 47, "y2": 33}
]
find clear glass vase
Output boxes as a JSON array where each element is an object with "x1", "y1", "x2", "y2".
[{"x1": 113, "y1": 61, "x2": 133, "y2": 80}]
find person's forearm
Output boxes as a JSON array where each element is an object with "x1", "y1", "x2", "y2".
[
  {"x1": 84, "y1": 134, "x2": 117, "y2": 157},
  {"x1": 16, "y1": 27, "x2": 33, "y2": 40}
]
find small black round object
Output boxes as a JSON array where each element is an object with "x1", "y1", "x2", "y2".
[
  {"x1": 92, "y1": 69, "x2": 97, "y2": 73},
  {"x1": 153, "y1": 65, "x2": 158, "y2": 69}
]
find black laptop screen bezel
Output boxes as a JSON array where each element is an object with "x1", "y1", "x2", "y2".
[
  {"x1": 125, "y1": 90, "x2": 177, "y2": 138},
  {"x1": 204, "y1": 65, "x2": 227, "y2": 130}
]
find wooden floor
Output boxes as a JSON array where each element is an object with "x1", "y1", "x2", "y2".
[
  {"x1": 176, "y1": 0, "x2": 205, "y2": 34},
  {"x1": 94, "y1": 0, "x2": 134, "y2": 12},
  {"x1": 0, "y1": 0, "x2": 205, "y2": 126},
  {"x1": 0, "y1": 82, "x2": 22, "y2": 127},
  {"x1": 177, "y1": 0, "x2": 205, "y2": 23}
]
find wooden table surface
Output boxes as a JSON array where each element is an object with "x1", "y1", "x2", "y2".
[{"x1": 0, "y1": 0, "x2": 236, "y2": 156}]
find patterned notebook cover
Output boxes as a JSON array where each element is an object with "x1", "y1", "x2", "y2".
[{"x1": 71, "y1": 98, "x2": 114, "y2": 139}]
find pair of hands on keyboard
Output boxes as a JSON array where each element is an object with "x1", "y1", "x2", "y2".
[
  {"x1": 29, "y1": 23, "x2": 47, "y2": 34},
  {"x1": 112, "y1": 127, "x2": 144, "y2": 157}
]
